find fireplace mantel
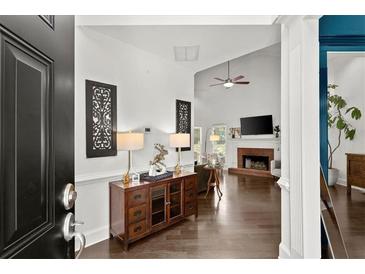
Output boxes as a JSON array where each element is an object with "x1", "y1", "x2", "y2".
[{"x1": 229, "y1": 136, "x2": 280, "y2": 142}]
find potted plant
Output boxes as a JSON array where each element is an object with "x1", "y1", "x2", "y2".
[
  {"x1": 273, "y1": 125, "x2": 280, "y2": 138},
  {"x1": 327, "y1": 84, "x2": 362, "y2": 186}
]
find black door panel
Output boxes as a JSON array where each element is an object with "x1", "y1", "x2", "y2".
[
  {"x1": 1, "y1": 31, "x2": 54, "y2": 256},
  {"x1": 0, "y1": 15, "x2": 74, "y2": 259}
]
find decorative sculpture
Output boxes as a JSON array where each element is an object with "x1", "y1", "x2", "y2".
[{"x1": 149, "y1": 143, "x2": 168, "y2": 176}]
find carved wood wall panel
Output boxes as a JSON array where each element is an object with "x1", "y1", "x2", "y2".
[
  {"x1": 85, "y1": 80, "x2": 117, "y2": 158},
  {"x1": 176, "y1": 99, "x2": 191, "y2": 151}
]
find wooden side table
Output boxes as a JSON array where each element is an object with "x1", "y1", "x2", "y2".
[
  {"x1": 204, "y1": 166, "x2": 223, "y2": 200},
  {"x1": 346, "y1": 153, "x2": 365, "y2": 195}
]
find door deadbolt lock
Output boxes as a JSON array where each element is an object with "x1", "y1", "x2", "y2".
[{"x1": 63, "y1": 183, "x2": 77, "y2": 210}]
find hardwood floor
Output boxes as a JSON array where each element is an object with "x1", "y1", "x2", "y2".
[
  {"x1": 81, "y1": 172, "x2": 281, "y2": 259},
  {"x1": 329, "y1": 185, "x2": 365, "y2": 259}
]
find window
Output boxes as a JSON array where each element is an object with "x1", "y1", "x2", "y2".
[
  {"x1": 211, "y1": 125, "x2": 226, "y2": 157},
  {"x1": 193, "y1": 127, "x2": 202, "y2": 163}
]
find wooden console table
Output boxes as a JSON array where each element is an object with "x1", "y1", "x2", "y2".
[
  {"x1": 346, "y1": 153, "x2": 365, "y2": 195},
  {"x1": 109, "y1": 171, "x2": 198, "y2": 250}
]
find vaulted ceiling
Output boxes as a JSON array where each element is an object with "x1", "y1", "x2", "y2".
[{"x1": 77, "y1": 16, "x2": 280, "y2": 73}]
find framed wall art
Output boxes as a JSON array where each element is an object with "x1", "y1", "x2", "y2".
[
  {"x1": 176, "y1": 99, "x2": 191, "y2": 151},
  {"x1": 229, "y1": 127, "x2": 241, "y2": 139},
  {"x1": 85, "y1": 80, "x2": 117, "y2": 158}
]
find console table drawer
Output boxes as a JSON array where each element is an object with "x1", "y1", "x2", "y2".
[
  {"x1": 185, "y1": 188, "x2": 195, "y2": 203},
  {"x1": 127, "y1": 189, "x2": 148, "y2": 207},
  {"x1": 185, "y1": 201, "x2": 196, "y2": 217},
  {"x1": 184, "y1": 176, "x2": 196, "y2": 190},
  {"x1": 128, "y1": 220, "x2": 147, "y2": 240},
  {"x1": 128, "y1": 204, "x2": 147, "y2": 224}
]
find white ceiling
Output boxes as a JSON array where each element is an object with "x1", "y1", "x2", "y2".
[
  {"x1": 76, "y1": 15, "x2": 279, "y2": 26},
  {"x1": 86, "y1": 25, "x2": 280, "y2": 72}
]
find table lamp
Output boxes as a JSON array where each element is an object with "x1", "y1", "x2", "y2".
[
  {"x1": 209, "y1": 134, "x2": 220, "y2": 142},
  {"x1": 169, "y1": 133, "x2": 190, "y2": 175},
  {"x1": 117, "y1": 132, "x2": 144, "y2": 184},
  {"x1": 204, "y1": 127, "x2": 220, "y2": 153}
]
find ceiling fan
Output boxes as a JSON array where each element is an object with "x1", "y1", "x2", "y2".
[{"x1": 210, "y1": 61, "x2": 250, "y2": 89}]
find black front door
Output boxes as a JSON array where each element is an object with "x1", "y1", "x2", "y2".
[{"x1": 0, "y1": 15, "x2": 75, "y2": 258}]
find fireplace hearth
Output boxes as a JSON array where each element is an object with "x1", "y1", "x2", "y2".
[{"x1": 228, "y1": 147, "x2": 274, "y2": 178}]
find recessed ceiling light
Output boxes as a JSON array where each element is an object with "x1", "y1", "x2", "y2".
[{"x1": 174, "y1": 45, "x2": 200, "y2": 62}]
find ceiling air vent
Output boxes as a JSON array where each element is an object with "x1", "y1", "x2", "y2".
[{"x1": 174, "y1": 45, "x2": 200, "y2": 62}]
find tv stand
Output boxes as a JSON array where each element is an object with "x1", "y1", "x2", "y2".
[{"x1": 109, "y1": 172, "x2": 198, "y2": 250}]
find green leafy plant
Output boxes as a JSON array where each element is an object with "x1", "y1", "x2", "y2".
[
  {"x1": 328, "y1": 84, "x2": 362, "y2": 169},
  {"x1": 273, "y1": 125, "x2": 280, "y2": 138}
]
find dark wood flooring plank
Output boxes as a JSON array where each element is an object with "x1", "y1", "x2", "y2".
[{"x1": 329, "y1": 185, "x2": 365, "y2": 259}]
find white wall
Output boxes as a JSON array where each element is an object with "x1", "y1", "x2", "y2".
[
  {"x1": 328, "y1": 53, "x2": 365, "y2": 185},
  {"x1": 194, "y1": 44, "x2": 281, "y2": 167},
  {"x1": 74, "y1": 26, "x2": 194, "y2": 248}
]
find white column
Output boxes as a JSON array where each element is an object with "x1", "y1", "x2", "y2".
[
  {"x1": 301, "y1": 16, "x2": 320, "y2": 258},
  {"x1": 276, "y1": 15, "x2": 321, "y2": 259},
  {"x1": 277, "y1": 22, "x2": 291, "y2": 259}
]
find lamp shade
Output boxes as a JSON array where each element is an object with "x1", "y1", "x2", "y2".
[
  {"x1": 209, "y1": 134, "x2": 220, "y2": 142},
  {"x1": 117, "y1": 132, "x2": 144, "y2": 151},
  {"x1": 169, "y1": 133, "x2": 190, "y2": 148}
]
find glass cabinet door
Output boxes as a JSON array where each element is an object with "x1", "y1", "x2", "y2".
[
  {"x1": 151, "y1": 185, "x2": 167, "y2": 227},
  {"x1": 169, "y1": 181, "x2": 183, "y2": 220}
]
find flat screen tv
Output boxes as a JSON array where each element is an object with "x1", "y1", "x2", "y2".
[{"x1": 240, "y1": 115, "x2": 273, "y2": 135}]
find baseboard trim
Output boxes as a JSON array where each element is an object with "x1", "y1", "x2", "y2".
[
  {"x1": 336, "y1": 179, "x2": 365, "y2": 192},
  {"x1": 75, "y1": 225, "x2": 109, "y2": 251},
  {"x1": 278, "y1": 242, "x2": 291, "y2": 259},
  {"x1": 277, "y1": 177, "x2": 290, "y2": 191},
  {"x1": 336, "y1": 178, "x2": 347, "y2": 186},
  {"x1": 289, "y1": 249, "x2": 303, "y2": 258}
]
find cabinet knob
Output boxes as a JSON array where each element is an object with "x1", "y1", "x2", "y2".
[{"x1": 134, "y1": 210, "x2": 142, "y2": 217}]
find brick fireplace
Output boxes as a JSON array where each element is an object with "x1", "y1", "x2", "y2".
[{"x1": 228, "y1": 147, "x2": 274, "y2": 177}]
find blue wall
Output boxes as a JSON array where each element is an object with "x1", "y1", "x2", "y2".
[
  {"x1": 319, "y1": 16, "x2": 365, "y2": 251},
  {"x1": 319, "y1": 16, "x2": 365, "y2": 180},
  {"x1": 320, "y1": 16, "x2": 365, "y2": 37}
]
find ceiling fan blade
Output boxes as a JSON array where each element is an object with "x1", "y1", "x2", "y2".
[
  {"x1": 214, "y1": 77, "x2": 225, "y2": 82},
  {"x1": 234, "y1": 81, "x2": 250, "y2": 84},
  {"x1": 210, "y1": 83, "x2": 224, "y2": 87},
  {"x1": 232, "y1": 75, "x2": 244, "y2": 81}
]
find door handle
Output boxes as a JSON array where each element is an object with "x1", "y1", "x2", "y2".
[
  {"x1": 63, "y1": 212, "x2": 86, "y2": 259},
  {"x1": 71, "y1": 221, "x2": 85, "y2": 227},
  {"x1": 70, "y1": 232, "x2": 86, "y2": 259}
]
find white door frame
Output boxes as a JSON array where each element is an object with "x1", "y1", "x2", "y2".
[{"x1": 276, "y1": 15, "x2": 321, "y2": 258}]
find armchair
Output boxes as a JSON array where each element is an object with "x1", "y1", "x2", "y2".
[{"x1": 270, "y1": 160, "x2": 281, "y2": 178}]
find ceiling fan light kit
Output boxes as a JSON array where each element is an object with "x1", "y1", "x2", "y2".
[
  {"x1": 210, "y1": 60, "x2": 250, "y2": 89},
  {"x1": 223, "y1": 82, "x2": 234, "y2": 88}
]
